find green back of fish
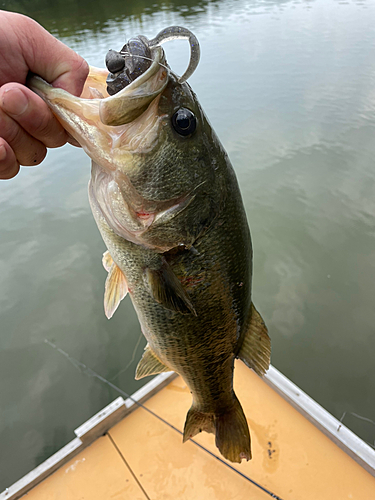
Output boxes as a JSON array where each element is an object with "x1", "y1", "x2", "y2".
[{"x1": 89, "y1": 75, "x2": 253, "y2": 410}]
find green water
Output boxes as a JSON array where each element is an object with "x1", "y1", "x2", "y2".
[{"x1": 1, "y1": 0, "x2": 375, "y2": 489}]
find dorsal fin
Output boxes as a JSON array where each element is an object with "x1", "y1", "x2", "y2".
[
  {"x1": 237, "y1": 303, "x2": 271, "y2": 376},
  {"x1": 144, "y1": 258, "x2": 196, "y2": 316},
  {"x1": 103, "y1": 252, "x2": 128, "y2": 319},
  {"x1": 135, "y1": 344, "x2": 171, "y2": 380}
]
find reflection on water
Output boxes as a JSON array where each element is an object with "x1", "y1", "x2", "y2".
[
  {"x1": 1, "y1": 0, "x2": 375, "y2": 489},
  {"x1": 2, "y1": 0, "x2": 221, "y2": 37}
]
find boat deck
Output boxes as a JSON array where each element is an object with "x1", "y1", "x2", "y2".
[{"x1": 6, "y1": 361, "x2": 375, "y2": 499}]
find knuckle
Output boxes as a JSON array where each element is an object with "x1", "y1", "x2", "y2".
[
  {"x1": 32, "y1": 109, "x2": 67, "y2": 147},
  {"x1": 0, "y1": 148, "x2": 20, "y2": 178},
  {"x1": 34, "y1": 111, "x2": 54, "y2": 137},
  {"x1": 75, "y1": 57, "x2": 90, "y2": 80},
  {"x1": 0, "y1": 112, "x2": 21, "y2": 145},
  {"x1": 32, "y1": 147, "x2": 47, "y2": 166},
  {"x1": 19, "y1": 141, "x2": 47, "y2": 166},
  {"x1": 0, "y1": 164, "x2": 20, "y2": 179},
  {"x1": 47, "y1": 133, "x2": 67, "y2": 149}
]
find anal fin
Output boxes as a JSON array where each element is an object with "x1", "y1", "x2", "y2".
[
  {"x1": 135, "y1": 344, "x2": 171, "y2": 380},
  {"x1": 237, "y1": 303, "x2": 271, "y2": 376}
]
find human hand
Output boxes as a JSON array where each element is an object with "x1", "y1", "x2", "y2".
[{"x1": 0, "y1": 11, "x2": 89, "y2": 179}]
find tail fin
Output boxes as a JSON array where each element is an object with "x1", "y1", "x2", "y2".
[
  {"x1": 183, "y1": 396, "x2": 251, "y2": 463},
  {"x1": 183, "y1": 407, "x2": 215, "y2": 441},
  {"x1": 215, "y1": 396, "x2": 251, "y2": 463}
]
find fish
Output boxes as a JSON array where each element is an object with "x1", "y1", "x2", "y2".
[{"x1": 29, "y1": 26, "x2": 271, "y2": 463}]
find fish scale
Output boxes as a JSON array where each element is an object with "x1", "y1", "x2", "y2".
[{"x1": 29, "y1": 26, "x2": 270, "y2": 463}]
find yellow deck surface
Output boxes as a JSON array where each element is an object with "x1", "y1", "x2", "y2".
[{"x1": 23, "y1": 361, "x2": 375, "y2": 500}]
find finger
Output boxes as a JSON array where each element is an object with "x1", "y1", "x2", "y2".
[
  {"x1": 18, "y1": 15, "x2": 89, "y2": 95},
  {"x1": 0, "y1": 138, "x2": 20, "y2": 180},
  {"x1": 67, "y1": 133, "x2": 81, "y2": 148},
  {"x1": 0, "y1": 106, "x2": 47, "y2": 166},
  {"x1": 0, "y1": 83, "x2": 68, "y2": 148}
]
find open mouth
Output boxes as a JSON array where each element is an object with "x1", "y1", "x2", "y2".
[
  {"x1": 28, "y1": 27, "x2": 201, "y2": 251},
  {"x1": 28, "y1": 25, "x2": 200, "y2": 133},
  {"x1": 27, "y1": 47, "x2": 169, "y2": 170}
]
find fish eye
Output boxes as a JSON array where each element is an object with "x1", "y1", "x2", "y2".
[{"x1": 171, "y1": 108, "x2": 197, "y2": 136}]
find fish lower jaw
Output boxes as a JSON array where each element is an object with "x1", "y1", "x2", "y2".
[
  {"x1": 97, "y1": 204, "x2": 156, "y2": 247},
  {"x1": 89, "y1": 172, "x2": 194, "y2": 251},
  {"x1": 90, "y1": 187, "x2": 182, "y2": 251}
]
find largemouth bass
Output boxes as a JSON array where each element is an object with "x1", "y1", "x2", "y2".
[{"x1": 30, "y1": 27, "x2": 270, "y2": 463}]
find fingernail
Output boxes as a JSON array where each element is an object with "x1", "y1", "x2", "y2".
[
  {"x1": 0, "y1": 144, "x2": 7, "y2": 161},
  {"x1": 2, "y1": 88, "x2": 28, "y2": 116}
]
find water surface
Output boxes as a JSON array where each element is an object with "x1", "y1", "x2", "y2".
[{"x1": 1, "y1": 0, "x2": 375, "y2": 489}]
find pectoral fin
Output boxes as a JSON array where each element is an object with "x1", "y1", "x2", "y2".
[
  {"x1": 102, "y1": 250, "x2": 113, "y2": 272},
  {"x1": 237, "y1": 304, "x2": 271, "y2": 376},
  {"x1": 103, "y1": 257, "x2": 128, "y2": 319},
  {"x1": 135, "y1": 344, "x2": 171, "y2": 379},
  {"x1": 144, "y1": 258, "x2": 196, "y2": 316}
]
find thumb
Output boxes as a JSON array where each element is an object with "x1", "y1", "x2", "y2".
[{"x1": 14, "y1": 13, "x2": 89, "y2": 96}]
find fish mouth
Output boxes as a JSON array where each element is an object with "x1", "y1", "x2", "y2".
[
  {"x1": 29, "y1": 54, "x2": 171, "y2": 248},
  {"x1": 28, "y1": 26, "x2": 200, "y2": 168},
  {"x1": 28, "y1": 26, "x2": 201, "y2": 250},
  {"x1": 30, "y1": 42, "x2": 168, "y2": 131},
  {"x1": 28, "y1": 43, "x2": 170, "y2": 176},
  {"x1": 29, "y1": 25, "x2": 200, "y2": 130}
]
